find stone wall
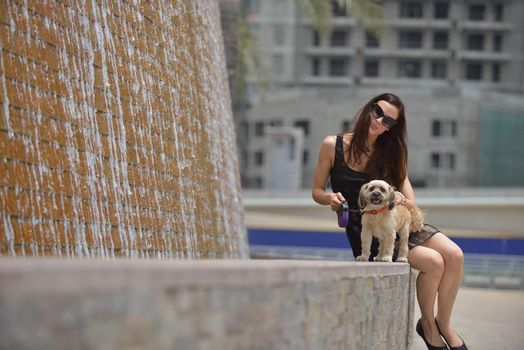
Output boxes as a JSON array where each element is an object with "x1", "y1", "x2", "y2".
[
  {"x1": 0, "y1": 259, "x2": 416, "y2": 350},
  {"x1": 0, "y1": 1, "x2": 248, "y2": 258}
]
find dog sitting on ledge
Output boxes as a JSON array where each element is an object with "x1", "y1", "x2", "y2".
[{"x1": 356, "y1": 180, "x2": 424, "y2": 263}]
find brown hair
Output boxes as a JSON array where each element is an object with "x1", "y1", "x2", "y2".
[{"x1": 348, "y1": 92, "x2": 408, "y2": 189}]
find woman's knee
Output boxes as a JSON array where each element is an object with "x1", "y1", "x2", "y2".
[
  {"x1": 426, "y1": 233, "x2": 464, "y2": 269},
  {"x1": 429, "y1": 253, "x2": 445, "y2": 275},
  {"x1": 444, "y1": 245, "x2": 464, "y2": 269},
  {"x1": 415, "y1": 250, "x2": 445, "y2": 276}
]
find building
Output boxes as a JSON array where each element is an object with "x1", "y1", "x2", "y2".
[{"x1": 241, "y1": 0, "x2": 524, "y2": 189}]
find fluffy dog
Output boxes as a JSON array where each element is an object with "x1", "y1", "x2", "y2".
[{"x1": 356, "y1": 180, "x2": 424, "y2": 263}]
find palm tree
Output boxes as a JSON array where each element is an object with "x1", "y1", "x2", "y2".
[
  {"x1": 295, "y1": 0, "x2": 384, "y2": 37},
  {"x1": 234, "y1": 0, "x2": 384, "y2": 102}
]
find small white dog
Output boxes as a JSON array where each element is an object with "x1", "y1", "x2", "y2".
[{"x1": 356, "y1": 180, "x2": 424, "y2": 263}]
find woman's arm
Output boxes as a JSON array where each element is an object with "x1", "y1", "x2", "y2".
[
  {"x1": 311, "y1": 136, "x2": 345, "y2": 211},
  {"x1": 396, "y1": 176, "x2": 417, "y2": 209}
]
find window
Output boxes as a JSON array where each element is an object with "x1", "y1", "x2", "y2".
[
  {"x1": 342, "y1": 120, "x2": 352, "y2": 132},
  {"x1": 251, "y1": 176, "x2": 263, "y2": 189},
  {"x1": 288, "y1": 138, "x2": 295, "y2": 160},
  {"x1": 329, "y1": 58, "x2": 347, "y2": 76},
  {"x1": 432, "y1": 120, "x2": 457, "y2": 137},
  {"x1": 465, "y1": 63, "x2": 483, "y2": 80},
  {"x1": 273, "y1": 24, "x2": 285, "y2": 45},
  {"x1": 434, "y1": 1, "x2": 449, "y2": 19},
  {"x1": 400, "y1": 2, "x2": 423, "y2": 18},
  {"x1": 312, "y1": 30, "x2": 321, "y2": 46},
  {"x1": 272, "y1": 54, "x2": 284, "y2": 75},
  {"x1": 431, "y1": 61, "x2": 447, "y2": 79},
  {"x1": 269, "y1": 119, "x2": 283, "y2": 127},
  {"x1": 332, "y1": 1, "x2": 347, "y2": 17},
  {"x1": 254, "y1": 121, "x2": 265, "y2": 136},
  {"x1": 294, "y1": 120, "x2": 310, "y2": 136},
  {"x1": 273, "y1": 0, "x2": 287, "y2": 16},
  {"x1": 302, "y1": 150, "x2": 309, "y2": 165},
  {"x1": 364, "y1": 59, "x2": 379, "y2": 77},
  {"x1": 493, "y1": 34, "x2": 502, "y2": 52},
  {"x1": 431, "y1": 153, "x2": 440, "y2": 168},
  {"x1": 399, "y1": 31, "x2": 423, "y2": 49},
  {"x1": 433, "y1": 32, "x2": 448, "y2": 49},
  {"x1": 312, "y1": 57, "x2": 321, "y2": 76},
  {"x1": 467, "y1": 34, "x2": 484, "y2": 51},
  {"x1": 254, "y1": 151, "x2": 264, "y2": 166},
  {"x1": 494, "y1": 3, "x2": 504, "y2": 21},
  {"x1": 469, "y1": 4, "x2": 485, "y2": 20},
  {"x1": 248, "y1": 0, "x2": 262, "y2": 14},
  {"x1": 492, "y1": 64, "x2": 501, "y2": 82},
  {"x1": 399, "y1": 60, "x2": 422, "y2": 78},
  {"x1": 366, "y1": 31, "x2": 380, "y2": 48},
  {"x1": 330, "y1": 30, "x2": 347, "y2": 47},
  {"x1": 431, "y1": 152, "x2": 456, "y2": 169}
]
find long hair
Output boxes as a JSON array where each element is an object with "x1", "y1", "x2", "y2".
[{"x1": 348, "y1": 92, "x2": 408, "y2": 189}]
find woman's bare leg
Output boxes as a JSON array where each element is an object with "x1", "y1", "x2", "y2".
[
  {"x1": 408, "y1": 245, "x2": 447, "y2": 347},
  {"x1": 424, "y1": 232, "x2": 465, "y2": 347}
]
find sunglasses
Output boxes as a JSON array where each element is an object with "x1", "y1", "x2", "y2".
[{"x1": 371, "y1": 103, "x2": 397, "y2": 129}]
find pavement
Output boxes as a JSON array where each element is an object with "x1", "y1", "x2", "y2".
[{"x1": 408, "y1": 287, "x2": 524, "y2": 350}]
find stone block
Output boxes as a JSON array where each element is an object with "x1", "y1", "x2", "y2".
[{"x1": 0, "y1": 259, "x2": 416, "y2": 350}]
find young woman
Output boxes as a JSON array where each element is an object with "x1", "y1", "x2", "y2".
[{"x1": 312, "y1": 93, "x2": 467, "y2": 350}]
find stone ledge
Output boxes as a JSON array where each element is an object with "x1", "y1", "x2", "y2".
[
  {"x1": 0, "y1": 258, "x2": 416, "y2": 350},
  {"x1": 0, "y1": 258, "x2": 410, "y2": 290}
]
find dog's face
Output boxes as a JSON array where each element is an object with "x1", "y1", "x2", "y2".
[{"x1": 358, "y1": 180, "x2": 395, "y2": 209}]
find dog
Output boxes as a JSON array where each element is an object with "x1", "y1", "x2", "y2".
[{"x1": 356, "y1": 180, "x2": 424, "y2": 263}]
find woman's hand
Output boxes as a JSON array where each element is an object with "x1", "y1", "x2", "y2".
[
  {"x1": 330, "y1": 192, "x2": 346, "y2": 212},
  {"x1": 394, "y1": 191, "x2": 406, "y2": 206}
]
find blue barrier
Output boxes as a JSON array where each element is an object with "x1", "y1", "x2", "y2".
[{"x1": 247, "y1": 228, "x2": 524, "y2": 256}]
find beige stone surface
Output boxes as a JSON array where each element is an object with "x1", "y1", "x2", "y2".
[{"x1": 0, "y1": 258, "x2": 416, "y2": 350}]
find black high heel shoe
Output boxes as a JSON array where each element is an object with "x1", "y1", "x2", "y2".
[
  {"x1": 416, "y1": 318, "x2": 449, "y2": 350},
  {"x1": 435, "y1": 319, "x2": 468, "y2": 350}
]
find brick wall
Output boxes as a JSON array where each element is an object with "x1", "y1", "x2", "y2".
[
  {"x1": 0, "y1": 1, "x2": 248, "y2": 258},
  {"x1": 0, "y1": 259, "x2": 417, "y2": 350}
]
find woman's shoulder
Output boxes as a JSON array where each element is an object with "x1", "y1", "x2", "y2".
[
  {"x1": 323, "y1": 133, "x2": 353, "y2": 143},
  {"x1": 321, "y1": 134, "x2": 337, "y2": 145},
  {"x1": 321, "y1": 133, "x2": 355, "y2": 149}
]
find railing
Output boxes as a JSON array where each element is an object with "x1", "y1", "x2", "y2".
[
  {"x1": 250, "y1": 246, "x2": 524, "y2": 290},
  {"x1": 463, "y1": 254, "x2": 524, "y2": 289}
]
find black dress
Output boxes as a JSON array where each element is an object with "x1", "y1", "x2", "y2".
[{"x1": 329, "y1": 134, "x2": 438, "y2": 260}]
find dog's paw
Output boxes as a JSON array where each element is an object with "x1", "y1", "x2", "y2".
[
  {"x1": 356, "y1": 255, "x2": 368, "y2": 262},
  {"x1": 376, "y1": 256, "x2": 393, "y2": 262},
  {"x1": 396, "y1": 256, "x2": 408, "y2": 263}
]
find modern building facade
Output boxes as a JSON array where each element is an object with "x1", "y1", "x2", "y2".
[{"x1": 241, "y1": 0, "x2": 524, "y2": 189}]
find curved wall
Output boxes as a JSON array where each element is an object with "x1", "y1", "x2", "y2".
[{"x1": 0, "y1": 1, "x2": 248, "y2": 258}]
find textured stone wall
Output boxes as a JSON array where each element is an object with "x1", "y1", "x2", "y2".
[
  {"x1": 0, "y1": 259, "x2": 416, "y2": 350},
  {"x1": 0, "y1": 1, "x2": 248, "y2": 258}
]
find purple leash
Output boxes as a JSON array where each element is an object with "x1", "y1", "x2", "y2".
[
  {"x1": 337, "y1": 201, "x2": 350, "y2": 228},
  {"x1": 336, "y1": 201, "x2": 362, "y2": 228}
]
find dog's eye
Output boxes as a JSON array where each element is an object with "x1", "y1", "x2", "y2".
[
  {"x1": 379, "y1": 187, "x2": 386, "y2": 193},
  {"x1": 369, "y1": 186, "x2": 375, "y2": 191}
]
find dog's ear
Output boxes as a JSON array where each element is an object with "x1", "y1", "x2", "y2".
[
  {"x1": 358, "y1": 184, "x2": 368, "y2": 208},
  {"x1": 387, "y1": 187, "x2": 396, "y2": 210}
]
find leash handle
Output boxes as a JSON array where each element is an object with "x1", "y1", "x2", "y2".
[{"x1": 337, "y1": 201, "x2": 350, "y2": 227}]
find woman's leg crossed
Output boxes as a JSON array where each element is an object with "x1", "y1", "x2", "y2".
[
  {"x1": 408, "y1": 245, "x2": 447, "y2": 347},
  {"x1": 423, "y1": 232, "x2": 465, "y2": 347}
]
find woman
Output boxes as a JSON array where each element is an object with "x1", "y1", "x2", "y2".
[{"x1": 312, "y1": 93, "x2": 467, "y2": 350}]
